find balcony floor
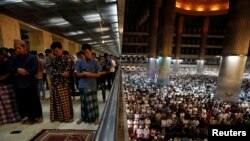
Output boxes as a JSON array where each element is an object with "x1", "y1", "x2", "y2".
[{"x1": 0, "y1": 90, "x2": 110, "y2": 141}]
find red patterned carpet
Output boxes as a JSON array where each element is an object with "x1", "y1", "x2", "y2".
[{"x1": 30, "y1": 129, "x2": 96, "y2": 141}]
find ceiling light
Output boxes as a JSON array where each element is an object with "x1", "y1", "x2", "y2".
[
  {"x1": 83, "y1": 12, "x2": 101, "y2": 22},
  {"x1": 100, "y1": 3, "x2": 118, "y2": 23},
  {"x1": 24, "y1": 0, "x2": 55, "y2": 7},
  {"x1": 114, "y1": 32, "x2": 119, "y2": 37},
  {"x1": 108, "y1": 4, "x2": 117, "y2": 15},
  {"x1": 4, "y1": 0, "x2": 23, "y2": 3},
  {"x1": 175, "y1": 2, "x2": 181, "y2": 8},
  {"x1": 110, "y1": 15, "x2": 118, "y2": 22},
  {"x1": 111, "y1": 22, "x2": 119, "y2": 32},
  {"x1": 101, "y1": 35, "x2": 110, "y2": 39},
  {"x1": 111, "y1": 22, "x2": 118, "y2": 28},
  {"x1": 64, "y1": 30, "x2": 84, "y2": 36},
  {"x1": 76, "y1": 31, "x2": 84, "y2": 34},
  {"x1": 71, "y1": 0, "x2": 81, "y2": 2},
  {"x1": 81, "y1": 38, "x2": 91, "y2": 41},
  {"x1": 94, "y1": 45, "x2": 101, "y2": 47},
  {"x1": 105, "y1": 0, "x2": 116, "y2": 2},
  {"x1": 55, "y1": 21, "x2": 70, "y2": 26},
  {"x1": 47, "y1": 17, "x2": 70, "y2": 26},
  {"x1": 112, "y1": 28, "x2": 118, "y2": 32},
  {"x1": 210, "y1": 5, "x2": 220, "y2": 11},
  {"x1": 196, "y1": 6, "x2": 204, "y2": 11},
  {"x1": 64, "y1": 32, "x2": 77, "y2": 36},
  {"x1": 83, "y1": 0, "x2": 95, "y2": 2},
  {"x1": 184, "y1": 6, "x2": 191, "y2": 10},
  {"x1": 106, "y1": 43, "x2": 114, "y2": 46},
  {"x1": 89, "y1": 42, "x2": 97, "y2": 45},
  {"x1": 103, "y1": 40, "x2": 113, "y2": 43},
  {"x1": 93, "y1": 27, "x2": 110, "y2": 32}
]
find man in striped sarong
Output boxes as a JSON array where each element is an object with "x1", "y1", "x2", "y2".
[
  {"x1": 75, "y1": 44, "x2": 104, "y2": 124},
  {"x1": 0, "y1": 48, "x2": 20, "y2": 124},
  {"x1": 50, "y1": 42, "x2": 73, "y2": 122}
]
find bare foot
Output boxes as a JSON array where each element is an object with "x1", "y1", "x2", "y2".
[
  {"x1": 34, "y1": 117, "x2": 43, "y2": 123},
  {"x1": 77, "y1": 118, "x2": 83, "y2": 124},
  {"x1": 94, "y1": 118, "x2": 100, "y2": 125},
  {"x1": 22, "y1": 119, "x2": 33, "y2": 125}
]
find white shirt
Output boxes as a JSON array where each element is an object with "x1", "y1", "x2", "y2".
[
  {"x1": 161, "y1": 119, "x2": 167, "y2": 127},
  {"x1": 110, "y1": 59, "x2": 116, "y2": 72},
  {"x1": 135, "y1": 113, "x2": 140, "y2": 120},
  {"x1": 143, "y1": 128, "x2": 150, "y2": 139},
  {"x1": 145, "y1": 118, "x2": 151, "y2": 125},
  {"x1": 166, "y1": 118, "x2": 173, "y2": 127}
]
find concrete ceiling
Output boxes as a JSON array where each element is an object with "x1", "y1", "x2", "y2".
[
  {"x1": 0, "y1": 0, "x2": 124, "y2": 56},
  {"x1": 0, "y1": 0, "x2": 232, "y2": 56}
]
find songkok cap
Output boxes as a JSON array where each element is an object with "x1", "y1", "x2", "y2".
[{"x1": 14, "y1": 39, "x2": 26, "y2": 47}]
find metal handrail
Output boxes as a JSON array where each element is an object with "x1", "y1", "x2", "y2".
[{"x1": 94, "y1": 67, "x2": 121, "y2": 141}]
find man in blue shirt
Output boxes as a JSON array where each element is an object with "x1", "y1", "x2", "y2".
[
  {"x1": 75, "y1": 44, "x2": 103, "y2": 124},
  {"x1": 11, "y1": 39, "x2": 43, "y2": 124}
]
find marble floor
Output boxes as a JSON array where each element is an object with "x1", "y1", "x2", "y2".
[{"x1": 0, "y1": 90, "x2": 110, "y2": 141}]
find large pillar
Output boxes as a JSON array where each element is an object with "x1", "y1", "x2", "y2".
[
  {"x1": 173, "y1": 15, "x2": 184, "y2": 73},
  {"x1": 147, "y1": 0, "x2": 160, "y2": 80},
  {"x1": 68, "y1": 41, "x2": 76, "y2": 55},
  {"x1": 62, "y1": 38, "x2": 69, "y2": 51},
  {"x1": 216, "y1": 0, "x2": 250, "y2": 102},
  {"x1": 172, "y1": 59, "x2": 182, "y2": 73},
  {"x1": 43, "y1": 31, "x2": 53, "y2": 50},
  {"x1": 29, "y1": 30, "x2": 52, "y2": 53},
  {"x1": 157, "y1": 0, "x2": 176, "y2": 86},
  {"x1": 246, "y1": 56, "x2": 250, "y2": 73},
  {"x1": 197, "y1": 16, "x2": 209, "y2": 74},
  {"x1": 156, "y1": 7, "x2": 163, "y2": 76},
  {"x1": 244, "y1": 42, "x2": 250, "y2": 74},
  {"x1": 73, "y1": 43, "x2": 78, "y2": 55},
  {"x1": 0, "y1": 14, "x2": 21, "y2": 48},
  {"x1": 75, "y1": 43, "x2": 81, "y2": 52},
  {"x1": 157, "y1": 7, "x2": 163, "y2": 57},
  {"x1": 197, "y1": 60, "x2": 205, "y2": 74}
]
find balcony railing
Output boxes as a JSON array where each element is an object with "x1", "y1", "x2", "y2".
[{"x1": 94, "y1": 67, "x2": 127, "y2": 141}]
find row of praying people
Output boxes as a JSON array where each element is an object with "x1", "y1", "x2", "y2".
[
  {"x1": 0, "y1": 40, "x2": 120, "y2": 125},
  {"x1": 123, "y1": 68, "x2": 250, "y2": 141}
]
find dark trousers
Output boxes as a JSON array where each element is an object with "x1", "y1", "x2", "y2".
[
  {"x1": 99, "y1": 83, "x2": 106, "y2": 101},
  {"x1": 69, "y1": 74, "x2": 76, "y2": 97},
  {"x1": 43, "y1": 73, "x2": 49, "y2": 90},
  {"x1": 111, "y1": 72, "x2": 115, "y2": 83},
  {"x1": 105, "y1": 73, "x2": 112, "y2": 89},
  {"x1": 15, "y1": 85, "x2": 43, "y2": 121}
]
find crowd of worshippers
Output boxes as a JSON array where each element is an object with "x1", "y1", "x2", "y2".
[
  {"x1": 123, "y1": 68, "x2": 250, "y2": 141},
  {"x1": 0, "y1": 39, "x2": 120, "y2": 125}
]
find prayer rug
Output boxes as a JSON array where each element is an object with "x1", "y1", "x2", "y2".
[{"x1": 30, "y1": 129, "x2": 96, "y2": 141}]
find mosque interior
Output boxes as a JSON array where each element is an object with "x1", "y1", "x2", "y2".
[{"x1": 0, "y1": 0, "x2": 250, "y2": 141}]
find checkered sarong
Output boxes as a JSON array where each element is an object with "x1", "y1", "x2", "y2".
[
  {"x1": 79, "y1": 89, "x2": 99, "y2": 122},
  {"x1": 50, "y1": 84, "x2": 73, "y2": 122},
  {"x1": 0, "y1": 83, "x2": 20, "y2": 124}
]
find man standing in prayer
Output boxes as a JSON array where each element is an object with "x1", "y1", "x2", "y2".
[
  {"x1": 11, "y1": 39, "x2": 43, "y2": 124},
  {"x1": 44, "y1": 48, "x2": 54, "y2": 91},
  {"x1": 75, "y1": 44, "x2": 103, "y2": 124},
  {"x1": 50, "y1": 42, "x2": 73, "y2": 122},
  {"x1": 0, "y1": 47, "x2": 20, "y2": 124}
]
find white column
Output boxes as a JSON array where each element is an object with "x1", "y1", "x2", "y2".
[
  {"x1": 157, "y1": 56, "x2": 171, "y2": 86},
  {"x1": 196, "y1": 60, "x2": 205, "y2": 74},
  {"x1": 216, "y1": 56, "x2": 247, "y2": 102},
  {"x1": 147, "y1": 58, "x2": 157, "y2": 81}
]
